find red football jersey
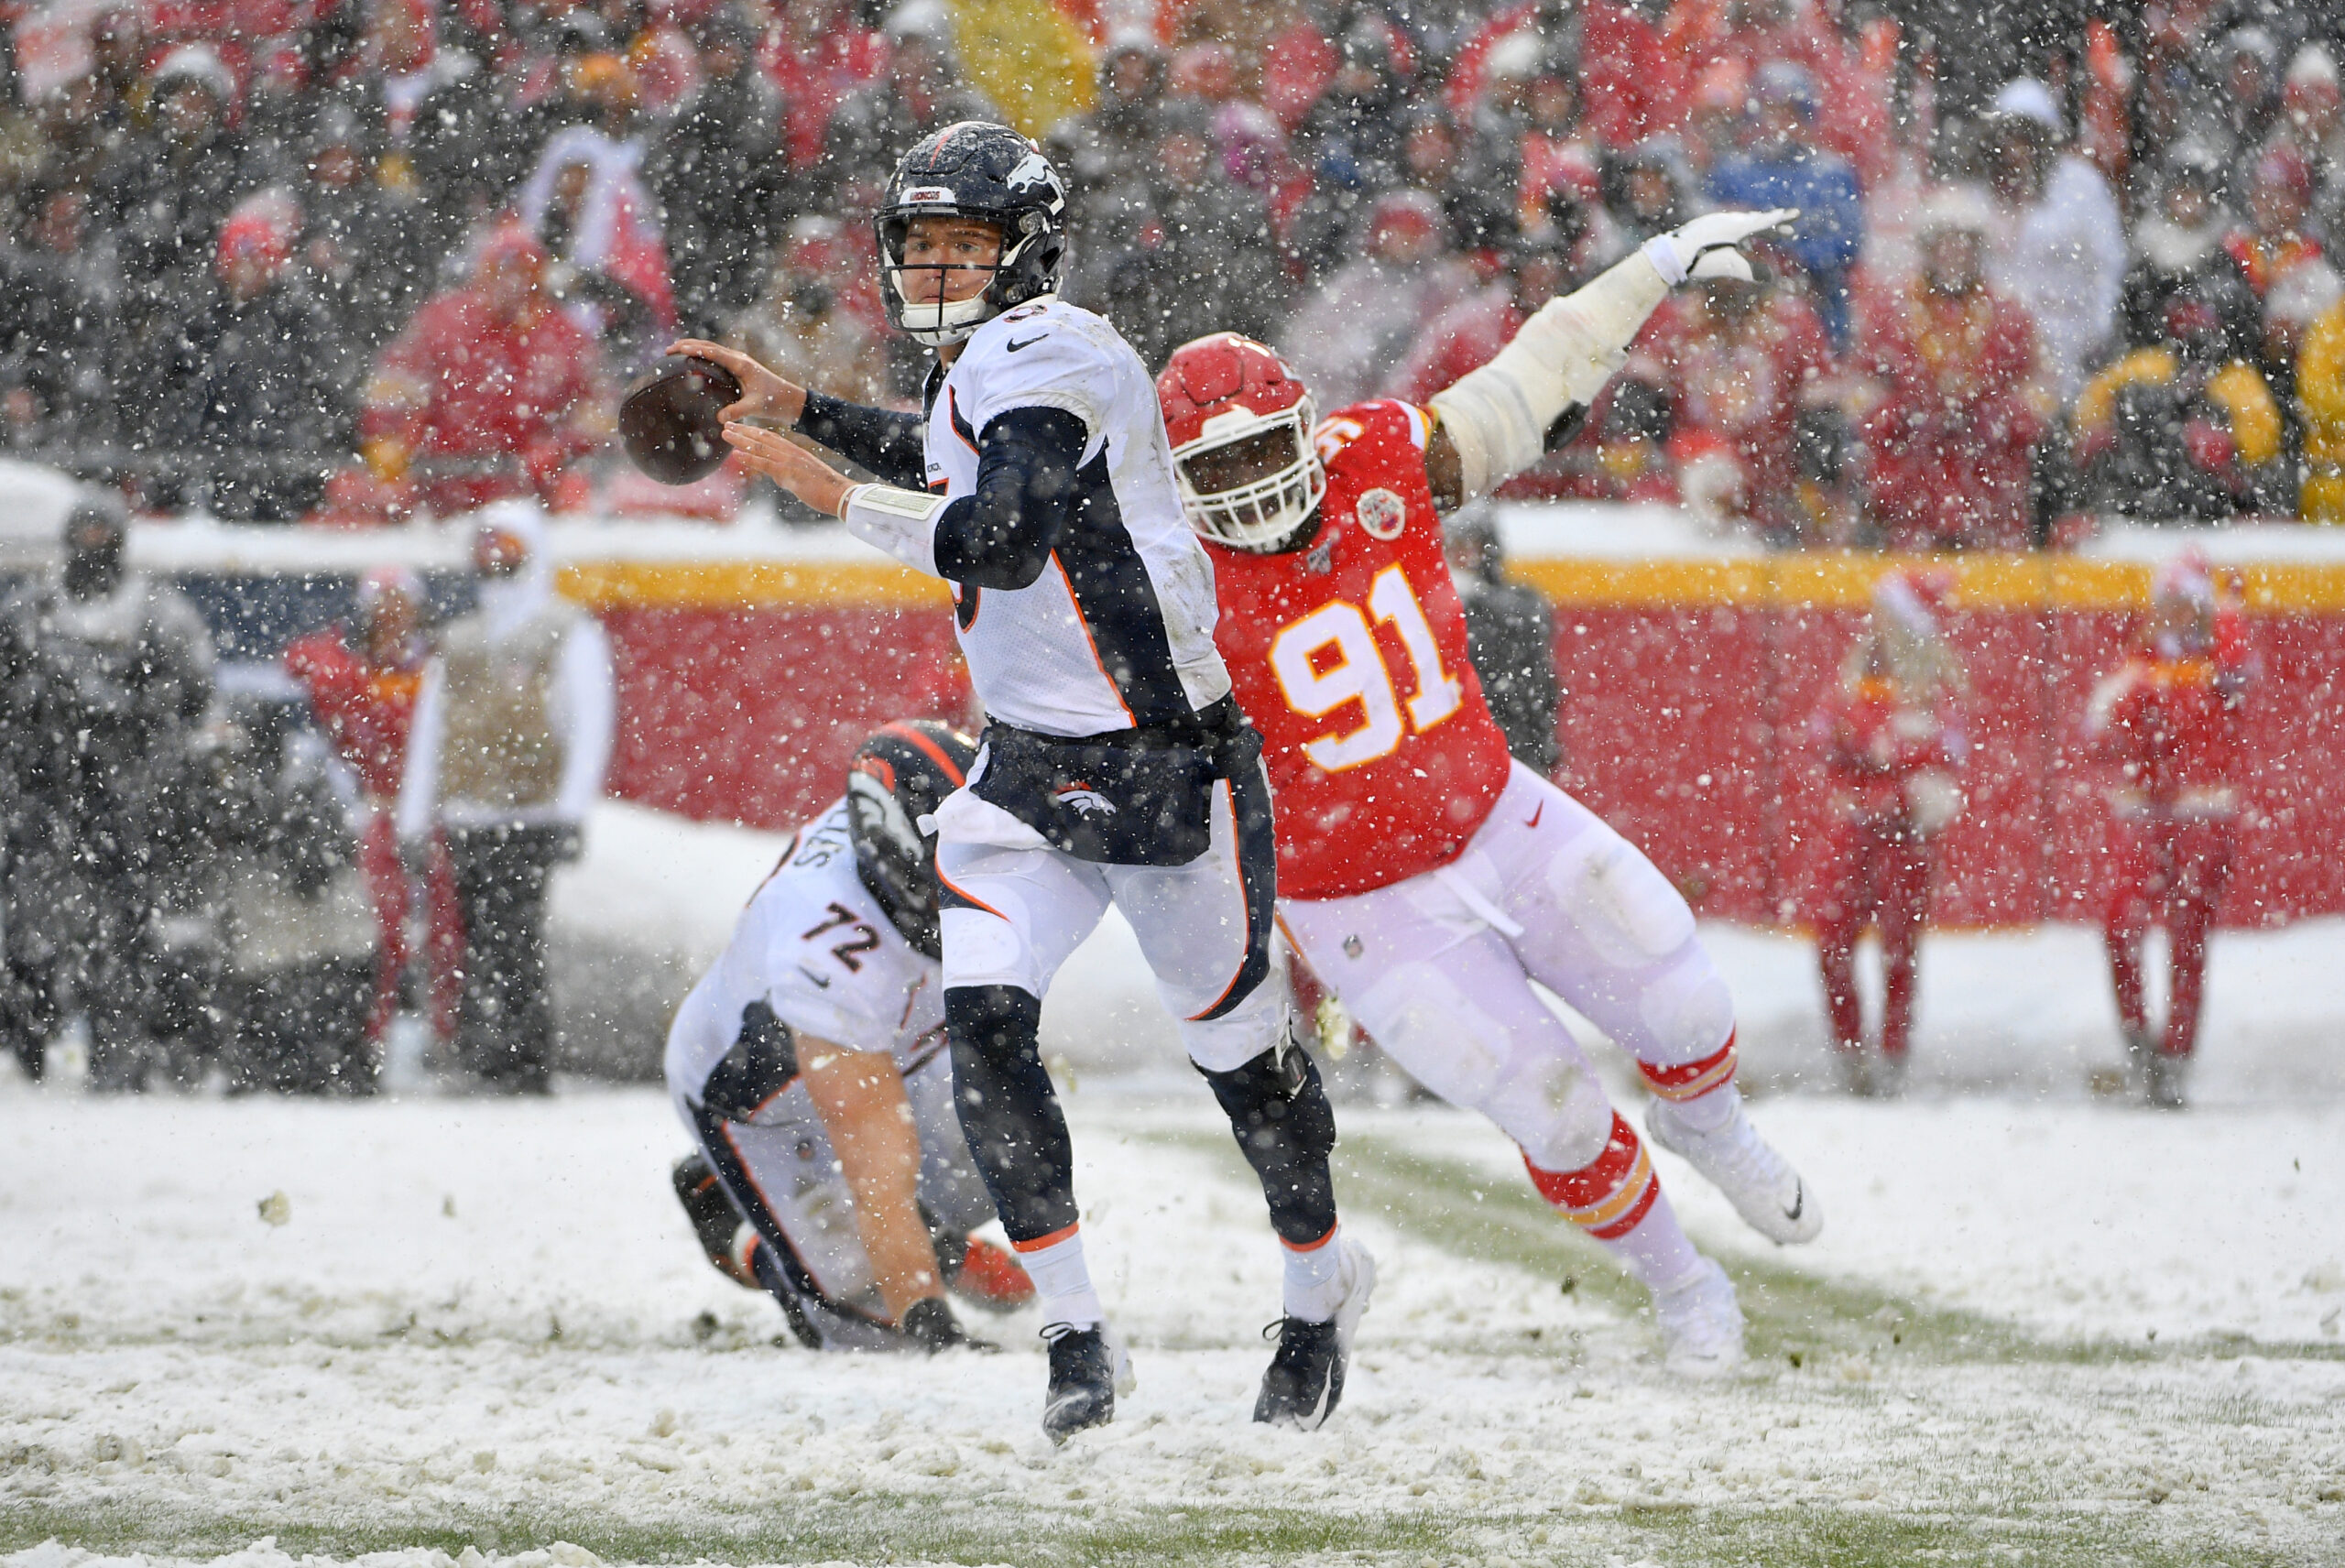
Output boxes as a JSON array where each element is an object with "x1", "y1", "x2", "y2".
[{"x1": 1205, "y1": 399, "x2": 1515, "y2": 900}]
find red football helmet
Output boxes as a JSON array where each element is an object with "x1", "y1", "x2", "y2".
[{"x1": 1156, "y1": 332, "x2": 1328, "y2": 550}]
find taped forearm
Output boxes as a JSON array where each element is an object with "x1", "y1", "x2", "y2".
[
  {"x1": 796, "y1": 389, "x2": 928, "y2": 488},
  {"x1": 1428, "y1": 250, "x2": 1671, "y2": 503},
  {"x1": 841, "y1": 483, "x2": 945, "y2": 577}
]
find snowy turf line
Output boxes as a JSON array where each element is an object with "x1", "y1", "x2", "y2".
[
  {"x1": 1306, "y1": 1129, "x2": 2345, "y2": 1369},
  {"x1": 5, "y1": 1093, "x2": 2340, "y2": 1567}
]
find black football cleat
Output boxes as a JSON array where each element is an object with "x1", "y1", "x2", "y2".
[
  {"x1": 899, "y1": 1296, "x2": 996, "y2": 1353},
  {"x1": 1041, "y1": 1323, "x2": 1132, "y2": 1444},
  {"x1": 1253, "y1": 1241, "x2": 1376, "y2": 1431},
  {"x1": 671, "y1": 1152, "x2": 758, "y2": 1288}
]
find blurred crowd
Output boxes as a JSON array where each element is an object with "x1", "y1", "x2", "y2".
[
  {"x1": 1, "y1": 496, "x2": 612, "y2": 1094},
  {"x1": 4, "y1": 0, "x2": 2345, "y2": 541}
]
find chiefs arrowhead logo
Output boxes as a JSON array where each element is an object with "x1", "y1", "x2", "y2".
[{"x1": 1356, "y1": 486, "x2": 1407, "y2": 540}]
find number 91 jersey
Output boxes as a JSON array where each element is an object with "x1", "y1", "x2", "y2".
[{"x1": 1203, "y1": 399, "x2": 1514, "y2": 900}]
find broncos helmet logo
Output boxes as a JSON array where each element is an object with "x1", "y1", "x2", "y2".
[{"x1": 1007, "y1": 149, "x2": 1065, "y2": 211}]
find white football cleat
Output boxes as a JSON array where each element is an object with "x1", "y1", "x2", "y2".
[
  {"x1": 1646, "y1": 1097, "x2": 1823, "y2": 1246},
  {"x1": 1652, "y1": 1258, "x2": 1745, "y2": 1378}
]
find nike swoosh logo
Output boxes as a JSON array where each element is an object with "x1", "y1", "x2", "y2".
[
  {"x1": 797, "y1": 967, "x2": 833, "y2": 989},
  {"x1": 1005, "y1": 334, "x2": 1047, "y2": 352},
  {"x1": 1525, "y1": 801, "x2": 1544, "y2": 829}
]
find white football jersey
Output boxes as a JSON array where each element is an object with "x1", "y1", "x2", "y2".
[
  {"x1": 924, "y1": 296, "x2": 1232, "y2": 736},
  {"x1": 663, "y1": 799, "x2": 945, "y2": 1103}
]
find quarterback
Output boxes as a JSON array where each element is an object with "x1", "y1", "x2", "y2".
[
  {"x1": 1160, "y1": 210, "x2": 1818, "y2": 1373},
  {"x1": 684, "y1": 123, "x2": 1364, "y2": 1440}
]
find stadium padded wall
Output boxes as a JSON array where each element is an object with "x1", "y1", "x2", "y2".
[{"x1": 558, "y1": 552, "x2": 2345, "y2": 932}]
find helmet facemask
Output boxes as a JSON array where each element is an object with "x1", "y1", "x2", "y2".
[
  {"x1": 878, "y1": 210, "x2": 1059, "y2": 347},
  {"x1": 1172, "y1": 399, "x2": 1327, "y2": 551}
]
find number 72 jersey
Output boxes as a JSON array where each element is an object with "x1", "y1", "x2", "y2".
[
  {"x1": 1203, "y1": 399, "x2": 1515, "y2": 901},
  {"x1": 661, "y1": 798, "x2": 944, "y2": 1100}
]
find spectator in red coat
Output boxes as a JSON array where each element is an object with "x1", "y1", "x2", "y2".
[
  {"x1": 1450, "y1": 0, "x2": 1687, "y2": 150},
  {"x1": 1851, "y1": 187, "x2": 2045, "y2": 550},
  {"x1": 358, "y1": 223, "x2": 607, "y2": 518},
  {"x1": 283, "y1": 565, "x2": 464, "y2": 1048},
  {"x1": 1810, "y1": 568, "x2": 1967, "y2": 1098},
  {"x1": 763, "y1": 0, "x2": 889, "y2": 171},
  {"x1": 2084, "y1": 551, "x2": 2254, "y2": 1110},
  {"x1": 1629, "y1": 273, "x2": 1837, "y2": 542},
  {"x1": 1659, "y1": 0, "x2": 1891, "y2": 187}
]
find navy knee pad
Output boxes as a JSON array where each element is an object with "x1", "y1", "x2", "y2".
[
  {"x1": 1199, "y1": 1041, "x2": 1339, "y2": 1247},
  {"x1": 945, "y1": 985, "x2": 1078, "y2": 1244}
]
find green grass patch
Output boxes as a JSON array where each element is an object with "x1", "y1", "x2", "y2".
[
  {"x1": 3, "y1": 1492, "x2": 2316, "y2": 1567},
  {"x1": 1149, "y1": 1126, "x2": 2344, "y2": 1370}
]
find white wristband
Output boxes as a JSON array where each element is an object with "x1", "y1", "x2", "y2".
[
  {"x1": 1641, "y1": 234, "x2": 1689, "y2": 287},
  {"x1": 840, "y1": 484, "x2": 945, "y2": 578}
]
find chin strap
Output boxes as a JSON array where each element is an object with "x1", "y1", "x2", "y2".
[
  {"x1": 841, "y1": 483, "x2": 946, "y2": 577},
  {"x1": 1427, "y1": 249, "x2": 1671, "y2": 505}
]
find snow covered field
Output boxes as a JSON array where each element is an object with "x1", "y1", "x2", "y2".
[{"x1": 4, "y1": 1066, "x2": 2341, "y2": 1568}]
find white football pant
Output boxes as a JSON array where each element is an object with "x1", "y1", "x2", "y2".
[
  {"x1": 1278, "y1": 761, "x2": 1737, "y2": 1173},
  {"x1": 932, "y1": 765, "x2": 1287, "y2": 1073}
]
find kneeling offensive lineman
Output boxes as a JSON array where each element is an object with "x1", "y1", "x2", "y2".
[
  {"x1": 1159, "y1": 210, "x2": 1819, "y2": 1374},
  {"x1": 666, "y1": 722, "x2": 1033, "y2": 1353},
  {"x1": 683, "y1": 123, "x2": 1366, "y2": 1439}
]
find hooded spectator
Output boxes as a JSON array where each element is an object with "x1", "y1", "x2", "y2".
[
  {"x1": 1069, "y1": 104, "x2": 1289, "y2": 373},
  {"x1": 360, "y1": 223, "x2": 606, "y2": 517},
  {"x1": 1449, "y1": 0, "x2": 1687, "y2": 151},
  {"x1": 1628, "y1": 268, "x2": 1839, "y2": 544},
  {"x1": 2280, "y1": 45, "x2": 2345, "y2": 225},
  {"x1": 2219, "y1": 145, "x2": 2327, "y2": 332},
  {"x1": 140, "y1": 192, "x2": 350, "y2": 521},
  {"x1": 2072, "y1": 278, "x2": 2288, "y2": 521},
  {"x1": 1594, "y1": 137, "x2": 1694, "y2": 265},
  {"x1": 299, "y1": 95, "x2": 434, "y2": 363},
  {"x1": 1979, "y1": 80, "x2": 2128, "y2": 404},
  {"x1": 728, "y1": 218, "x2": 894, "y2": 524},
  {"x1": 1707, "y1": 61, "x2": 1864, "y2": 348},
  {"x1": 520, "y1": 120, "x2": 677, "y2": 368},
  {"x1": 1053, "y1": 33, "x2": 1168, "y2": 193},
  {"x1": 2119, "y1": 144, "x2": 2242, "y2": 350},
  {"x1": 1277, "y1": 188, "x2": 1473, "y2": 411},
  {"x1": 0, "y1": 182, "x2": 122, "y2": 457},
  {"x1": 396, "y1": 502, "x2": 615, "y2": 1094},
  {"x1": 765, "y1": 0, "x2": 890, "y2": 172},
  {"x1": 102, "y1": 44, "x2": 256, "y2": 291},
  {"x1": 641, "y1": 5, "x2": 785, "y2": 339},
  {"x1": 1853, "y1": 185, "x2": 2046, "y2": 550},
  {"x1": 823, "y1": 5, "x2": 995, "y2": 185}
]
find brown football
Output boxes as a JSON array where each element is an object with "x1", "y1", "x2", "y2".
[{"x1": 618, "y1": 356, "x2": 744, "y2": 485}]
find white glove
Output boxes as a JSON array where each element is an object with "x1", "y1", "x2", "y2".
[{"x1": 1642, "y1": 208, "x2": 1800, "y2": 285}]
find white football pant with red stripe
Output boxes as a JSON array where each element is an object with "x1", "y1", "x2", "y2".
[{"x1": 1279, "y1": 761, "x2": 1742, "y2": 1286}]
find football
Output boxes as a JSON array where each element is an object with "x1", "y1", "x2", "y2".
[{"x1": 618, "y1": 355, "x2": 744, "y2": 485}]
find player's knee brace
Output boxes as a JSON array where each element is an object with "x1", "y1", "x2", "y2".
[
  {"x1": 1197, "y1": 1038, "x2": 1339, "y2": 1247},
  {"x1": 944, "y1": 985, "x2": 1077, "y2": 1244},
  {"x1": 1483, "y1": 1051, "x2": 1616, "y2": 1174}
]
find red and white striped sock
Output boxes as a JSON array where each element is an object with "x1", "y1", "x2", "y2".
[
  {"x1": 1639, "y1": 1030, "x2": 1742, "y2": 1133},
  {"x1": 1523, "y1": 1112, "x2": 1704, "y2": 1291}
]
